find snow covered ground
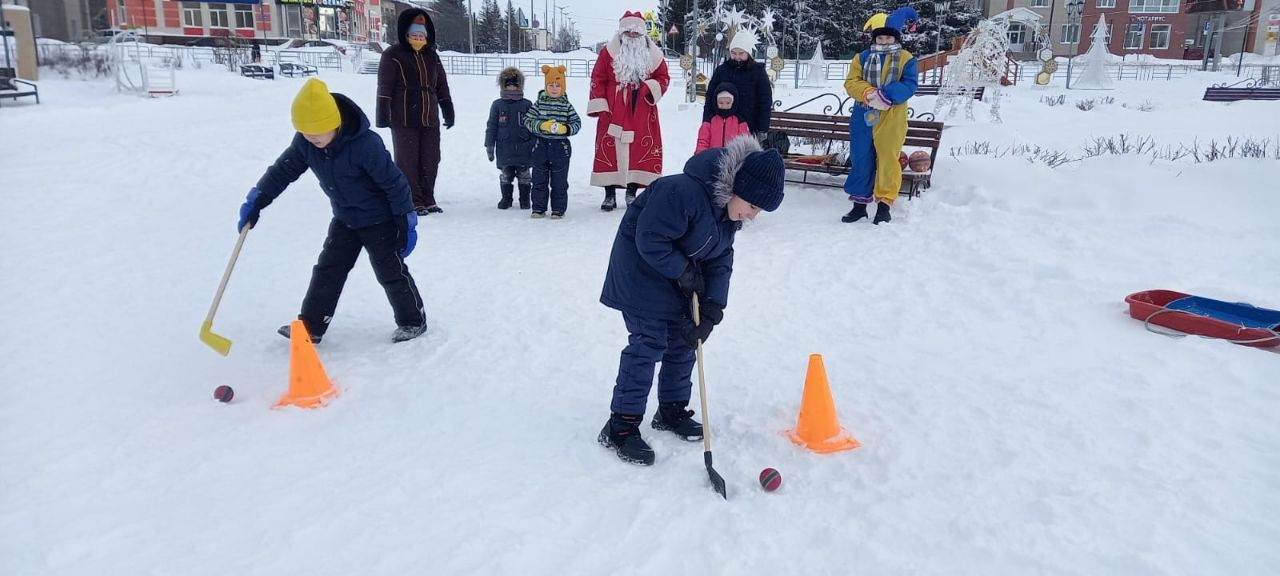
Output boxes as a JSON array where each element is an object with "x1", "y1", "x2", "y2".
[{"x1": 1, "y1": 65, "x2": 1277, "y2": 575}]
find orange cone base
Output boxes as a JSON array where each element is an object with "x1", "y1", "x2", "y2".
[
  {"x1": 274, "y1": 387, "x2": 339, "y2": 409},
  {"x1": 786, "y1": 428, "x2": 861, "y2": 454}
]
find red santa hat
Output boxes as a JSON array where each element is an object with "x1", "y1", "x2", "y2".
[{"x1": 618, "y1": 11, "x2": 646, "y2": 33}]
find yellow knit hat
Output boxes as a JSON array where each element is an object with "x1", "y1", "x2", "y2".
[{"x1": 291, "y1": 78, "x2": 341, "y2": 135}]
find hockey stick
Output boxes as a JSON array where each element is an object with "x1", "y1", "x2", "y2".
[
  {"x1": 199, "y1": 224, "x2": 251, "y2": 356},
  {"x1": 692, "y1": 294, "x2": 728, "y2": 500}
]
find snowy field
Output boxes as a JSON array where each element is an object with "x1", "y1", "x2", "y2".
[{"x1": 1, "y1": 64, "x2": 1278, "y2": 575}]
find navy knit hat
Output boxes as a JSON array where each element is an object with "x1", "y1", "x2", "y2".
[{"x1": 732, "y1": 149, "x2": 786, "y2": 212}]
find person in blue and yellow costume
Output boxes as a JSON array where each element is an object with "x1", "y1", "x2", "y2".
[{"x1": 842, "y1": 7, "x2": 919, "y2": 225}]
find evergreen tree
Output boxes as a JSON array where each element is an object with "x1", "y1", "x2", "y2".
[
  {"x1": 431, "y1": 0, "x2": 471, "y2": 52},
  {"x1": 478, "y1": 0, "x2": 505, "y2": 53}
]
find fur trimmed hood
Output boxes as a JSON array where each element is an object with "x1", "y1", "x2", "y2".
[{"x1": 497, "y1": 66, "x2": 525, "y2": 90}]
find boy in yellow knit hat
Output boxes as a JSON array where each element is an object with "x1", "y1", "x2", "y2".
[
  {"x1": 522, "y1": 65, "x2": 580, "y2": 219},
  {"x1": 237, "y1": 78, "x2": 428, "y2": 344}
]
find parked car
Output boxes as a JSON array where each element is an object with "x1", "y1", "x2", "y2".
[{"x1": 285, "y1": 39, "x2": 347, "y2": 55}]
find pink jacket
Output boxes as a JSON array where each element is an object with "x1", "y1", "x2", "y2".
[{"x1": 695, "y1": 115, "x2": 751, "y2": 154}]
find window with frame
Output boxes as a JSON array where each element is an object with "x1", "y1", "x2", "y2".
[
  {"x1": 182, "y1": 2, "x2": 202, "y2": 27},
  {"x1": 1097, "y1": 0, "x2": 1116, "y2": 7},
  {"x1": 234, "y1": 4, "x2": 254, "y2": 28},
  {"x1": 1008, "y1": 22, "x2": 1027, "y2": 45},
  {"x1": 116, "y1": 0, "x2": 128, "y2": 27},
  {"x1": 1032, "y1": 0, "x2": 1050, "y2": 6},
  {"x1": 285, "y1": 6, "x2": 303, "y2": 37},
  {"x1": 1129, "y1": 0, "x2": 1178, "y2": 12},
  {"x1": 1123, "y1": 23, "x2": 1143, "y2": 48},
  {"x1": 1061, "y1": 22, "x2": 1081, "y2": 43},
  {"x1": 208, "y1": 3, "x2": 229, "y2": 28},
  {"x1": 1148, "y1": 23, "x2": 1170, "y2": 48}
]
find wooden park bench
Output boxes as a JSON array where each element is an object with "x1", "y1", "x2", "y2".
[
  {"x1": 915, "y1": 84, "x2": 984, "y2": 99},
  {"x1": 1202, "y1": 79, "x2": 1280, "y2": 102},
  {"x1": 770, "y1": 110, "x2": 944, "y2": 199},
  {"x1": 279, "y1": 62, "x2": 319, "y2": 78},
  {"x1": 0, "y1": 76, "x2": 39, "y2": 107},
  {"x1": 239, "y1": 64, "x2": 275, "y2": 80}
]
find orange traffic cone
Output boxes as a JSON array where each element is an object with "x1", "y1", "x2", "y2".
[
  {"x1": 786, "y1": 354, "x2": 860, "y2": 454},
  {"x1": 274, "y1": 320, "x2": 338, "y2": 409}
]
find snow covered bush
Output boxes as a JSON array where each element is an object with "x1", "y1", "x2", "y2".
[{"x1": 1040, "y1": 95, "x2": 1066, "y2": 107}]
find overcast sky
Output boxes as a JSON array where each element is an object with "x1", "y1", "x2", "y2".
[{"x1": 504, "y1": 0, "x2": 662, "y2": 47}]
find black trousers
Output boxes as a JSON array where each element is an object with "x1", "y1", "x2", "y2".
[
  {"x1": 299, "y1": 218, "x2": 425, "y2": 335},
  {"x1": 391, "y1": 126, "x2": 441, "y2": 209}
]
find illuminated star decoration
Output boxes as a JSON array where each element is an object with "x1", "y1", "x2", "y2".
[{"x1": 760, "y1": 8, "x2": 776, "y2": 33}]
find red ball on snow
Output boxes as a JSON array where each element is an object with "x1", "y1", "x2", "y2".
[
  {"x1": 897, "y1": 151, "x2": 909, "y2": 169},
  {"x1": 214, "y1": 385, "x2": 235, "y2": 403},
  {"x1": 908, "y1": 150, "x2": 932, "y2": 173},
  {"x1": 759, "y1": 468, "x2": 782, "y2": 492}
]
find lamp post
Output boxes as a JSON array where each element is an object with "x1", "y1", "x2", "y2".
[
  {"x1": 1065, "y1": 0, "x2": 1084, "y2": 89},
  {"x1": 932, "y1": 0, "x2": 950, "y2": 85}
]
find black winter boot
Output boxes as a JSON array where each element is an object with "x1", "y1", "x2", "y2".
[
  {"x1": 598, "y1": 413, "x2": 655, "y2": 465},
  {"x1": 498, "y1": 182, "x2": 514, "y2": 210},
  {"x1": 651, "y1": 402, "x2": 703, "y2": 442},
  {"x1": 391, "y1": 323, "x2": 427, "y2": 343},
  {"x1": 601, "y1": 187, "x2": 618, "y2": 212},
  {"x1": 277, "y1": 323, "x2": 322, "y2": 344},
  {"x1": 841, "y1": 203, "x2": 868, "y2": 223},
  {"x1": 518, "y1": 183, "x2": 531, "y2": 210},
  {"x1": 625, "y1": 183, "x2": 639, "y2": 206},
  {"x1": 873, "y1": 202, "x2": 892, "y2": 225}
]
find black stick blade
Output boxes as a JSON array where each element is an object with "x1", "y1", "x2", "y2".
[{"x1": 705, "y1": 451, "x2": 728, "y2": 500}]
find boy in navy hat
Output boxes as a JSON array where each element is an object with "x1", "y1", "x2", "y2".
[{"x1": 597, "y1": 135, "x2": 786, "y2": 466}]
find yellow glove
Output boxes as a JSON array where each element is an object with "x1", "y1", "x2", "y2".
[
  {"x1": 539, "y1": 120, "x2": 556, "y2": 133},
  {"x1": 553, "y1": 122, "x2": 568, "y2": 135}
]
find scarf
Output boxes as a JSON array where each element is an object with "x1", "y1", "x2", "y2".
[{"x1": 862, "y1": 44, "x2": 902, "y2": 89}]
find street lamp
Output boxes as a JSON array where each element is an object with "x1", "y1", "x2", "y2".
[
  {"x1": 1065, "y1": 0, "x2": 1084, "y2": 89},
  {"x1": 931, "y1": 0, "x2": 950, "y2": 85}
]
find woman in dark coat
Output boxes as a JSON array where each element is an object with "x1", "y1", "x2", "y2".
[
  {"x1": 596, "y1": 136, "x2": 786, "y2": 466},
  {"x1": 701, "y1": 33, "x2": 774, "y2": 138},
  {"x1": 376, "y1": 8, "x2": 455, "y2": 215}
]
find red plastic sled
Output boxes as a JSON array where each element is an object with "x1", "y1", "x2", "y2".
[{"x1": 1126, "y1": 290, "x2": 1280, "y2": 349}]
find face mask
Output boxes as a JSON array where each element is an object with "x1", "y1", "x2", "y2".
[{"x1": 408, "y1": 38, "x2": 427, "y2": 51}]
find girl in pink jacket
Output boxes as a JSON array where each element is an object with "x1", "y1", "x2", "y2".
[{"x1": 695, "y1": 82, "x2": 751, "y2": 154}]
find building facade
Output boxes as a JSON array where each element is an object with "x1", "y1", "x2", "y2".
[
  {"x1": 103, "y1": 0, "x2": 387, "y2": 44},
  {"x1": 985, "y1": 0, "x2": 1271, "y2": 58}
]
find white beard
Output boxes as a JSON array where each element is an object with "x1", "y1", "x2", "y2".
[{"x1": 613, "y1": 35, "x2": 653, "y2": 86}]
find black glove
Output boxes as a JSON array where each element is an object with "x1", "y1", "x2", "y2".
[
  {"x1": 675, "y1": 261, "x2": 705, "y2": 300},
  {"x1": 441, "y1": 101, "x2": 455, "y2": 130},
  {"x1": 684, "y1": 300, "x2": 724, "y2": 347},
  {"x1": 486, "y1": 146, "x2": 495, "y2": 162}
]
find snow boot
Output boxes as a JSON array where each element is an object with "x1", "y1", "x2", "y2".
[
  {"x1": 498, "y1": 183, "x2": 514, "y2": 210},
  {"x1": 518, "y1": 183, "x2": 531, "y2": 210},
  {"x1": 600, "y1": 187, "x2": 618, "y2": 212},
  {"x1": 651, "y1": 402, "x2": 703, "y2": 442},
  {"x1": 873, "y1": 202, "x2": 892, "y2": 225},
  {"x1": 624, "y1": 183, "x2": 638, "y2": 206},
  {"x1": 391, "y1": 323, "x2": 428, "y2": 343},
  {"x1": 414, "y1": 206, "x2": 430, "y2": 217},
  {"x1": 598, "y1": 413, "x2": 655, "y2": 466},
  {"x1": 425, "y1": 206, "x2": 444, "y2": 215},
  {"x1": 277, "y1": 323, "x2": 322, "y2": 344},
  {"x1": 841, "y1": 203, "x2": 868, "y2": 223},
  {"x1": 550, "y1": 211, "x2": 564, "y2": 220},
  {"x1": 531, "y1": 210, "x2": 546, "y2": 219}
]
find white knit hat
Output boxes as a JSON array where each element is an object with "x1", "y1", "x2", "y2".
[{"x1": 727, "y1": 25, "x2": 758, "y2": 54}]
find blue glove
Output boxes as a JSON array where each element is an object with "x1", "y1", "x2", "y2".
[
  {"x1": 237, "y1": 187, "x2": 263, "y2": 233},
  {"x1": 397, "y1": 211, "x2": 418, "y2": 258}
]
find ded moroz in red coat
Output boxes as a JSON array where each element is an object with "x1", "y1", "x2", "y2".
[{"x1": 587, "y1": 34, "x2": 670, "y2": 189}]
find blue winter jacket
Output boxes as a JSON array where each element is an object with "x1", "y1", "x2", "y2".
[
  {"x1": 485, "y1": 96, "x2": 534, "y2": 168},
  {"x1": 600, "y1": 147, "x2": 742, "y2": 321},
  {"x1": 255, "y1": 93, "x2": 413, "y2": 228}
]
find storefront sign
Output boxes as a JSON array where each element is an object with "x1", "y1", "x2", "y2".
[
  {"x1": 278, "y1": 0, "x2": 351, "y2": 8},
  {"x1": 1132, "y1": 16, "x2": 1167, "y2": 22}
]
